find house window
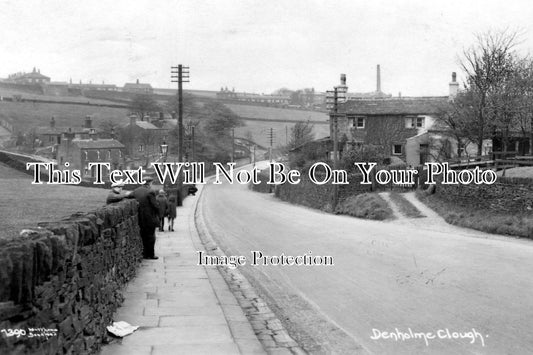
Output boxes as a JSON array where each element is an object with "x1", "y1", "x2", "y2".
[
  {"x1": 107, "y1": 150, "x2": 111, "y2": 160},
  {"x1": 119, "y1": 150, "x2": 123, "y2": 158},
  {"x1": 350, "y1": 116, "x2": 366, "y2": 129},
  {"x1": 393, "y1": 144, "x2": 403, "y2": 155},
  {"x1": 84, "y1": 151, "x2": 88, "y2": 160},
  {"x1": 405, "y1": 116, "x2": 425, "y2": 128},
  {"x1": 96, "y1": 150, "x2": 101, "y2": 160},
  {"x1": 139, "y1": 144, "x2": 144, "y2": 152}
]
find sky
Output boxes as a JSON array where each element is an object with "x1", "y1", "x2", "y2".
[{"x1": 1, "y1": 0, "x2": 533, "y2": 96}]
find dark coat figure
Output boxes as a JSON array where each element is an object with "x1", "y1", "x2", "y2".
[
  {"x1": 167, "y1": 195, "x2": 177, "y2": 231},
  {"x1": 156, "y1": 190, "x2": 168, "y2": 232},
  {"x1": 132, "y1": 179, "x2": 160, "y2": 259}
]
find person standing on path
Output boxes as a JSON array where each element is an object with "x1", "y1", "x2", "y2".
[
  {"x1": 156, "y1": 189, "x2": 168, "y2": 232},
  {"x1": 132, "y1": 177, "x2": 160, "y2": 260},
  {"x1": 167, "y1": 194, "x2": 177, "y2": 231}
]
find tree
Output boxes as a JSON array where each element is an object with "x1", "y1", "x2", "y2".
[
  {"x1": 166, "y1": 92, "x2": 200, "y2": 119},
  {"x1": 287, "y1": 121, "x2": 315, "y2": 150},
  {"x1": 513, "y1": 58, "x2": 533, "y2": 154},
  {"x1": 98, "y1": 119, "x2": 120, "y2": 139},
  {"x1": 167, "y1": 100, "x2": 242, "y2": 163},
  {"x1": 130, "y1": 94, "x2": 159, "y2": 120},
  {"x1": 437, "y1": 92, "x2": 476, "y2": 157},
  {"x1": 460, "y1": 30, "x2": 519, "y2": 155}
]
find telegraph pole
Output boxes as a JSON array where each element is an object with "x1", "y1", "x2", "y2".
[
  {"x1": 171, "y1": 65, "x2": 189, "y2": 162},
  {"x1": 267, "y1": 128, "x2": 275, "y2": 162},
  {"x1": 231, "y1": 128, "x2": 235, "y2": 162},
  {"x1": 327, "y1": 76, "x2": 346, "y2": 211}
]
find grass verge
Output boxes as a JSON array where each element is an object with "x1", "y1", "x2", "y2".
[
  {"x1": 0, "y1": 163, "x2": 109, "y2": 240},
  {"x1": 335, "y1": 193, "x2": 394, "y2": 220},
  {"x1": 389, "y1": 192, "x2": 424, "y2": 218},
  {"x1": 416, "y1": 189, "x2": 533, "y2": 238}
]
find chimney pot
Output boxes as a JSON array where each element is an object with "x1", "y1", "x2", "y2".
[
  {"x1": 340, "y1": 74, "x2": 346, "y2": 86},
  {"x1": 449, "y1": 72, "x2": 459, "y2": 99}
]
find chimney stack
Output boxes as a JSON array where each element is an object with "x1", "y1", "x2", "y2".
[
  {"x1": 84, "y1": 115, "x2": 92, "y2": 129},
  {"x1": 449, "y1": 72, "x2": 459, "y2": 99},
  {"x1": 129, "y1": 114, "x2": 137, "y2": 126},
  {"x1": 136, "y1": 79, "x2": 139, "y2": 84},
  {"x1": 340, "y1": 73, "x2": 346, "y2": 86},
  {"x1": 377, "y1": 65, "x2": 381, "y2": 92}
]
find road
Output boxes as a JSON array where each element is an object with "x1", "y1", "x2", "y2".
[{"x1": 198, "y1": 164, "x2": 533, "y2": 354}]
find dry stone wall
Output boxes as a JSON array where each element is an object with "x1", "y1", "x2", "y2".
[{"x1": 0, "y1": 199, "x2": 142, "y2": 354}]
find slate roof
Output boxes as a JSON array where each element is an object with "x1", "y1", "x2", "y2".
[
  {"x1": 72, "y1": 139, "x2": 125, "y2": 149},
  {"x1": 36, "y1": 127, "x2": 64, "y2": 135},
  {"x1": 134, "y1": 121, "x2": 162, "y2": 130},
  {"x1": 19, "y1": 72, "x2": 50, "y2": 80},
  {"x1": 340, "y1": 97, "x2": 451, "y2": 116},
  {"x1": 36, "y1": 127, "x2": 97, "y2": 135},
  {"x1": 124, "y1": 83, "x2": 152, "y2": 89}
]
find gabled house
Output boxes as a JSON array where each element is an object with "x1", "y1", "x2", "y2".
[
  {"x1": 332, "y1": 72, "x2": 485, "y2": 166},
  {"x1": 123, "y1": 79, "x2": 153, "y2": 94},
  {"x1": 120, "y1": 114, "x2": 171, "y2": 165},
  {"x1": 7, "y1": 67, "x2": 51, "y2": 85},
  {"x1": 35, "y1": 115, "x2": 100, "y2": 148},
  {"x1": 56, "y1": 133, "x2": 125, "y2": 178}
]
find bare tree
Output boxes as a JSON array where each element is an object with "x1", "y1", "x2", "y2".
[
  {"x1": 460, "y1": 29, "x2": 519, "y2": 155},
  {"x1": 512, "y1": 58, "x2": 533, "y2": 154},
  {"x1": 288, "y1": 121, "x2": 315, "y2": 150},
  {"x1": 438, "y1": 93, "x2": 475, "y2": 157}
]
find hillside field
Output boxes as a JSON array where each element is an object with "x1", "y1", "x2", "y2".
[
  {"x1": 0, "y1": 86, "x2": 122, "y2": 106},
  {"x1": 0, "y1": 95, "x2": 331, "y2": 150},
  {"x1": 0, "y1": 163, "x2": 109, "y2": 240},
  {"x1": 0, "y1": 100, "x2": 129, "y2": 133},
  {"x1": 235, "y1": 119, "x2": 329, "y2": 148},
  {"x1": 224, "y1": 103, "x2": 329, "y2": 122}
]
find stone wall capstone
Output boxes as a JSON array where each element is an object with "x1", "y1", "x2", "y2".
[{"x1": 0, "y1": 199, "x2": 142, "y2": 354}]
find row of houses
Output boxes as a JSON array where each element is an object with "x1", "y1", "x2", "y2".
[
  {"x1": 33, "y1": 114, "x2": 171, "y2": 179},
  {"x1": 216, "y1": 87, "x2": 291, "y2": 105},
  {"x1": 2, "y1": 68, "x2": 153, "y2": 95}
]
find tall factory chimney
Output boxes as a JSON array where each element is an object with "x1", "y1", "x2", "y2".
[{"x1": 376, "y1": 65, "x2": 381, "y2": 93}]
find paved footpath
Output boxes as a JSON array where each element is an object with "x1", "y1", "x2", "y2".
[{"x1": 100, "y1": 187, "x2": 266, "y2": 355}]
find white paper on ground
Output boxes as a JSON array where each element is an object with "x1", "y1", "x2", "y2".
[{"x1": 106, "y1": 321, "x2": 140, "y2": 337}]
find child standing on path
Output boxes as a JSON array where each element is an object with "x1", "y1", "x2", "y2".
[{"x1": 167, "y1": 194, "x2": 177, "y2": 231}]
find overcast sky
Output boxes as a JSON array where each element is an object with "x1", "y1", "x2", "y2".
[{"x1": 1, "y1": 0, "x2": 533, "y2": 96}]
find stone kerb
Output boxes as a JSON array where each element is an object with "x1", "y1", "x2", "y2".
[{"x1": 0, "y1": 199, "x2": 143, "y2": 354}]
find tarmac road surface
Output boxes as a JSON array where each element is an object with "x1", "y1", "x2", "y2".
[{"x1": 199, "y1": 163, "x2": 533, "y2": 354}]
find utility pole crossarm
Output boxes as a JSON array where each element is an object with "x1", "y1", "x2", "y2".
[{"x1": 170, "y1": 64, "x2": 190, "y2": 163}]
